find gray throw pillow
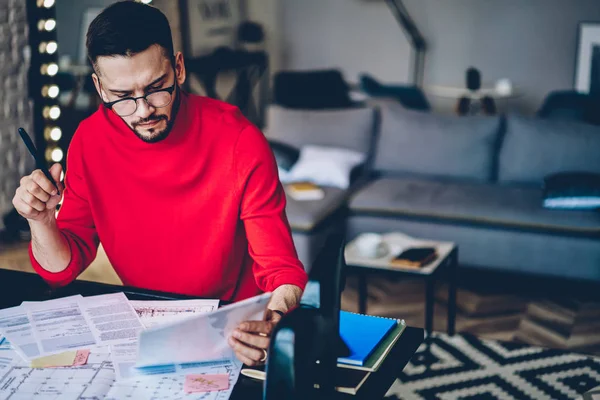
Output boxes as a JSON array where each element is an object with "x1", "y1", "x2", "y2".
[
  {"x1": 374, "y1": 103, "x2": 502, "y2": 182},
  {"x1": 498, "y1": 116, "x2": 600, "y2": 185}
]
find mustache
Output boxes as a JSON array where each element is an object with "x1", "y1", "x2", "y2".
[{"x1": 132, "y1": 114, "x2": 168, "y2": 127}]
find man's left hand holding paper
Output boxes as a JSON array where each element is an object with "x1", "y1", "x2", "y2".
[{"x1": 229, "y1": 284, "x2": 302, "y2": 366}]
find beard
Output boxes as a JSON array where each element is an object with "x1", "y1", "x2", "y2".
[{"x1": 129, "y1": 88, "x2": 180, "y2": 144}]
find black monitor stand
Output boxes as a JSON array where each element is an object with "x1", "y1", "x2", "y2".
[{"x1": 264, "y1": 233, "x2": 349, "y2": 400}]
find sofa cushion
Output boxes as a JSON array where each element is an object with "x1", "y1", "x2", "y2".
[
  {"x1": 265, "y1": 105, "x2": 375, "y2": 154},
  {"x1": 498, "y1": 115, "x2": 600, "y2": 185},
  {"x1": 284, "y1": 186, "x2": 349, "y2": 232},
  {"x1": 349, "y1": 177, "x2": 600, "y2": 236},
  {"x1": 374, "y1": 103, "x2": 501, "y2": 182}
]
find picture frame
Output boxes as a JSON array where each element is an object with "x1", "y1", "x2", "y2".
[
  {"x1": 574, "y1": 22, "x2": 600, "y2": 95},
  {"x1": 179, "y1": 0, "x2": 246, "y2": 58}
]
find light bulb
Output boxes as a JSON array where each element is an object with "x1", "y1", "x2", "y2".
[
  {"x1": 43, "y1": 0, "x2": 55, "y2": 8},
  {"x1": 44, "y1": 126, "x2": 62, "y2": 141},
  {"x1": 44, "y1": 19, "x2": 56, "y2": 31},
  {"x1": 39, "y1": 42, "x2": 47, "y2": 53},
  {"x1": 47, "y1": 63, "x2": 58, "y2": 76},
  {"x1": 49, "y1": 106, "x2": 61, "y2": 120},
  {"x1": 51, "y1": 148, "x2": 63, "y2": 162},
  {"x1": 46, "y1": 41, "x2": 57, "y2": 54},
  {"x1": 50, "y1": 127, "x2": 62, "y2": 141},
  {"x1": 141, "y1": 0, "x2": 152, "y2": 3},
  {"x1": 48, "y1": 85, "x2": 59, "y2": 98}
]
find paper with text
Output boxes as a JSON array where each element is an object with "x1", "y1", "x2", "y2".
[
  {"x1": 0, "y1": 306, "x2": 40, "y2": 360},
  {"x1": 24, "y1": 295, "x2": 97, "y2": 356},
  {"x1": 135, "y1": 292, "x2": 272, "y2": 368},
  {"x1": 0, "y1": 335, "x2": 22, "y2": 372},
  {"x1": 130, "y1": 299, "x2": 219, "y2": 329},
  {"x1": 80, "y1": 293, "x2": 144, "y2": 345}
]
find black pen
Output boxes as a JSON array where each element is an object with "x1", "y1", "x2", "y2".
[{"x1": 18, "y1": 127, "x2": 60, "y2": 196}]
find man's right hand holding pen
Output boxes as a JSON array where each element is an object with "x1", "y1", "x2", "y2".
[
  {"x1": 12, "y1": 163, "x2": 64, "y2": 224},
  {"x1": 12, "y1": 163, "x2": 71, "y2": 274}
]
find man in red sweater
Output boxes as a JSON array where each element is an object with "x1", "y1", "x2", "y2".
[{"x1": 11, "y1": 1, "x2": 307, "y2": 367}]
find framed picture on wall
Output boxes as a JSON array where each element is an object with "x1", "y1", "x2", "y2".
[
  {"x1": 179, "y1": 0, "x2": 247, "y2": 58},
  {"x1": 574, "y1": 22, "x2": 600, "y2": 95}
]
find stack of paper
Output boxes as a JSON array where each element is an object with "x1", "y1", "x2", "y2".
[{"x1": 0, "y1": 291, "x2": 270, "y2": 400}]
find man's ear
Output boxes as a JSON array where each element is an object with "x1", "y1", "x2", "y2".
[
  {"x1": 91, "y1": 72, "x2": 107, "y2": 102},
  {"x1": 174, "y1": 51, "x2": 186, "y2": 86}
]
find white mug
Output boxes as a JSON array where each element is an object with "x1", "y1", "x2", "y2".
[{"x1": 355, "y1": 233, "x2": 388, "y2": 258}]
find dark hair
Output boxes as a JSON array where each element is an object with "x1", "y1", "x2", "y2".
[{"x1": 86, "y1": 1, "x2": 174, "y2": 69}]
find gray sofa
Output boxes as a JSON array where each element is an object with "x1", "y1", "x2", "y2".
[
  {"x1": 265, "y1": 102, "x2": 600, "y2": 282},
  {"x1": 348, "y1": 103, "x2": 600, "y2": 283},
  {"x1": 265, "y1": 105, "x2": 377, "y2": 270}
]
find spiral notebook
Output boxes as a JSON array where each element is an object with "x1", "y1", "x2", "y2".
[{"x1": 338, "y1": 311, "x2": 397, "y2": 367}]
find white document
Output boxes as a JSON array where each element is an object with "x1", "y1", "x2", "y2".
[
  {"x1": 24, "y1": 295, "x2": 97, "y2": 356},
  {"x1": 0, "y1": 306, "x2": 41, "y2": 360},
  {"x1": 0, "y1": 335, "x2": 23, "y2": 372},
  {"x1": 136, "y1": 292, "x2": 272, "y2": 368},
  {"x1": 106, "y1": 359, "x2": 242, "y2": 400},
  {"x1": 110, "y1": 341, "x2": 139, "y2": 381},
  {"x1": 0, "y1": 335, "x2": 241, "y2": 400},
  {"x1": 111, "y1": 340, "x2": 243, "y2": 386},
  {"x1": 130, "y1": 299, "x2": 219, "y2": 329},
  {"x1": 0, "y1": 348, "x2": 115, "y2": 400},
  {"x1": 79, "y1": 293, "x2": 144, "y2": 345}
]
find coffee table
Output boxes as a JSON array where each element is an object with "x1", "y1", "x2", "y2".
[{"x1": 345, "y1": 232, "x2": 458, "y2": 337}]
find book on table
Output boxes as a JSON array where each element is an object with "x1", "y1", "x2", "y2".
[
  {"x1": 286, "y1": 182, "x2": 325, "y2": 201},
  {"x1": 334, "y1": 312, "x2": 407, "y2": 395},
  {"x1": 337, "y1": 311, "x2": 405, "y2": 369}
]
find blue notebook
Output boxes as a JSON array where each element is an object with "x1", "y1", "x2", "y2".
[{"x1": 338, "y1": 311, "x2": 397, "y2": 366}]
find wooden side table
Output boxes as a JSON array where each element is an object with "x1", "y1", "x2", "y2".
[{"x1": 345, "y1": 232, "x2": 458, "y2": 337}]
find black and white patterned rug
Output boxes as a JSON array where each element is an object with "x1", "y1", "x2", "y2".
[{"x1": 385, "y1": 333, "x2": 600, "y2": 400}]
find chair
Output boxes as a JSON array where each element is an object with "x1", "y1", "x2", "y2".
[{"x1": 264, "y1": 232, "x2": 347, "y2": 399}]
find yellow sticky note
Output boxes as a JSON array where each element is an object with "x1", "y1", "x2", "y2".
[{"x1": 31, "y1": 351, "x2": 78, "y2": 368}]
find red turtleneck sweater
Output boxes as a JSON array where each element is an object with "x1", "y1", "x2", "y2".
[{"x1": 30, "y1": 93, "x2": 307, "y2": 301}]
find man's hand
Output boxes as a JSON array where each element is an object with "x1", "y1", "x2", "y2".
[
  {"x1": 229, "y1": 284, "x2": 303, "y2": 366},
  {"x1": 12, "y1": 164, "x2": 64, "y2": 225},
  {"x1": 12, "y1": 163, "x2": 70, "y2": 273},
  {"x1": 228, "y1": 309, "x2": 282, "y2": 367}
]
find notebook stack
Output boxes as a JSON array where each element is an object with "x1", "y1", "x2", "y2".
[{"x1": 335, "y1": 311, "x2": 406, "y2": 395}]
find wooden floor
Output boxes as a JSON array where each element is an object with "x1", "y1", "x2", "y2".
[
  {"x1": 2, "y1": 240, "x2": 599, "y2": 357},
  {"x1": 341, "y1": 273, "x2": 600, "y2": 357}
]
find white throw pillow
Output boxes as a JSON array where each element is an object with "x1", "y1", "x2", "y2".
[{"x1": 282, "y1": 145, "x2": 366, "y2": 189}]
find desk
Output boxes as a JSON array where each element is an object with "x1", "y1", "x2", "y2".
[{"x1": 0, "y1": 269, "x2": 423, "y2": 399}]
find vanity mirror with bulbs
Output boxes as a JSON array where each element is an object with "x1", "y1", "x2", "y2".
[
  {"x1": 26, "y1": 0, "x2": 65, "y2": 168},
  {"x1": 26, "y1": 0, "x2": 136, "y2": 170}
]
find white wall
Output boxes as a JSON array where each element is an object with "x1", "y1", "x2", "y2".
[
  {"x1": 281, "y1": 0, "x2": 411, "y2": 84},
  {"x1": 280, "y1": 0, "x2": 600, "y2": 114}
]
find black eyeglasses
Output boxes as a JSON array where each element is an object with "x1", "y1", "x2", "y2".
[{"x1": 102, "y1": 83, "x2": 176, "y2": 117}]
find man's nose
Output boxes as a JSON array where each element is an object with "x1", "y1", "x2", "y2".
[{"x1": 135, "y1": 98, "x2": 155, "y2": 119}]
